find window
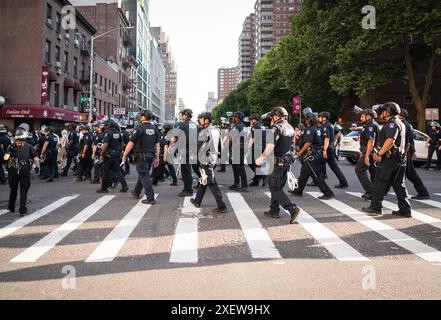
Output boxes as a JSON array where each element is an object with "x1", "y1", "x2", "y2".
[
  {"x1": 64, "y1": 51, "x2": 68, "y2": 73},
  {"x1": 94, "y1": 72, "x2": 98, "y2": 84},
  {"x1": 64, "y1": 87, "x2": 69, "y2": 106},
  {"x1": 100, "y1": 75, "x2": 103, "y2": 88},
  {"x1": 104, "y1": 79, "x2": 107, "y2": 92},
  {"x1": 73, "y1": 57, "x2": 78, "y2": 78},
  {"x1": 55, "y1": 46, "x2": 60, "y2": 63},
  {"x1": 44, "y1": 40, "x2": 51, "y2": 65},
  {"x1": 54, "y1": 84, "x2": 60, "y2": 107},
  {"x1": 56, "y1": 12, "x2": 61, "y2": 33},
  {"x1": 73, "y1": 91, "x2": 77, "y2": 107},
  {"x1": 81, "y1": 62, "x2": 85, "y2": 79},
  {"x1": 46, "y1": 3, "x2": 52, "y2": 27}
]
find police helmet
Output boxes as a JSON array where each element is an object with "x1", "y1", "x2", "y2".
[
  {"x1": 141, "y1": 110, "x2": 154, "y2": 120},
  {"x1": 334, "y1": 124, "x2": 343, "y2": 132},
  {"x1": 318, "y1": 111, "x2": 331, "y2": 120},
  {"x1": 15, "y1": 128, "x2": 28, "y2": 141},
  {"x1": 379, "y1": 102, "x2": 401, "y2": 116},
  {"x1": 81, "y1": 124, "x2": 90, "y2": 131},
  {"x1": 202, "y1": 112, "x2": 213, "y2": 122},
  {"x1": 304, "y1": 112, "x2": 317, "y2": 126},
  {"x1": 180, "y1": 109, "x2": 193, "y2": 118},
  {"x1": 47, "y1": 126, "x2": 55, "y2": 133},
  {"x1": 303, "y1": 107, "x2": 313, "y2": 116},
  {"x1": 0, "y1": 124, "x2": 6, "y2": 134},
  {"x1": 198, "y1": 113, "x2": 205, "y2": 119},
  {"x1": 400, "y1": 109, "x2": 409, "y2": 118},
  {"x1": 92, "y1": 121, "x2": 100, "y2": 127},
  {"x1": 270, "y1": 107, "x2": 289, "y2": 118},
  {"x1": 361, "y1": 109, "x2": 377, "y2": 119},
  {"x1": 40, "y1": 125, "x2": 48, "y2": 135},
  {"x1": 249, "y1": 114, "x2": 261, "y2": 121},
  {"x1": 163, "y1": 123, "x2": 173, "y2": 133},
  {"x1": 233, "y1": 111, "x2": 245, "y2": 120},
  {"x1": 430, "y1": 121, "x2": 440, "y2": 128}
]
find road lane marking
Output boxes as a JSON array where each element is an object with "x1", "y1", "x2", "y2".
[
  {"x1": 309, "y1": 192, "x2": 441, "y2": 263},
  {"x1": 265, "y1": 193, "x2": 368, "y2": 262},
  {"x1": 169, "y1": 196, "x2": 199, "y2": 264},
  {"x1": 0, "y1": 195, "x2": 79, "y2": 241},
  {"x1": 434, "y1": 194, "x2": 441, "y2": 197},
  {"x1": 228, "y1": 193, "x2": 281, "y2": 260},
  {"x1": 389, "y1": 192, "x2": 441, "y2": 210},
  {"x1": 348, "y1": 192, "x2": 441, "y2": 230},
  {"x1": 86, "y1": 194, "x2": 158, "y2": 263},
  {"x1": 0, "y1": 209, "x2": 9, "y2": 216},
  {"x1": 11, "y1": 196, "x2": 114, "y2": 263}
]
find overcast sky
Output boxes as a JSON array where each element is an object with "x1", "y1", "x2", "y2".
[{"x1": 150, "y1": 0, "x2": 255, "y2": 116}]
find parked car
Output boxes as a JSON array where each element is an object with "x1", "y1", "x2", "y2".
[{"x1": 338, "y1": 129, "x2": 437, "y2": 165}]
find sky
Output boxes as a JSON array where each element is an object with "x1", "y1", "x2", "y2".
[{"x1": 149, "y1": 0, "x2": 256, "y2": 116}]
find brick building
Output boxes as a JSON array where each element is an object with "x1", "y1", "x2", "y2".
[{"x1": 218, "y1": 67, "x2": 239, "y2": 102}]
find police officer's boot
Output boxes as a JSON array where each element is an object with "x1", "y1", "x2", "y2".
[
  {"x1": 261, "y1": 177, "x2": 267, "y2": 187},
  {"x1": 264, "y1": 209, "x2": 280, "y2": 219},
  {"x1": 120, "y1": 184, "x2": 129, "y2": 193},
  {"x1": 288, "y1": 207, "x2": 301, "y2": 224},
  {"x1": 249, "y1": 179, "x2": 259, "y2": 187}
]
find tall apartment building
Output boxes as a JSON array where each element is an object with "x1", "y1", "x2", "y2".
[
  {"x1": 205, "y1": 92, "x2": 218, "y2": 113},
  {"x1": 217, "y1": 67, "x2": 239, "y2": 102},
  {"x1": 0, "y1": 0, "x2": 97, "y2": 130},
  {"x1": 254, "y1": 0, "x2": 303, "y2": 63},
  {"x1": 150, "y1": 27, "x2": 178, "y2": 124},
  {"x1": 149, "y1": 35, "x2": 165, "y2": 122},
  {"x1": 238, "y1": 14, "x2": 256, "y2": 83}
]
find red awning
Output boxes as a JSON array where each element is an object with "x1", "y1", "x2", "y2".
[
  {"x1": 74, "y1": 81, "x2": 83, "y2": 91},
  {"x1": 49, "y1": 71, "x2": 58, "y2": 82},
  {"x1": 1, "y1": 105, "x2": 82, "y2": 122},
  {"x1": 64, "y1": 79, "x2": 74, "y2": 88}
]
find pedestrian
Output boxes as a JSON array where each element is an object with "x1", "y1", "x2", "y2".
[
  {"x1": 91, "y1": 122, "x2": 103, "y2": 184},
  {"x1": 319, "y1": 111, "x2": 349, "y2": 188},
  {"x1": 192, "y1": 113, "x2": 205, "y2": 190},
  {"x1": 362, "y1": 102, "x2": 412, "y2": 218},
  {"x1": 248, "y1": 114, "x2": 267, "y2": 187},
  {"x1": 122, "y1": 111, "x2": 160, "y2": 204},
  {"x1": 61, "y1": 123, "x2": 80, "y2": 177},
  {"x1": 58, "y1": 129, "x2": 68, "y2": 171},
  {"x1": 423, "y1": 121, "x2": 441, "y2": 171},
  {"x1": 399, "y1": 109, "x2": 430, "y2": 200},
  {"x1": 39, "y1": 126, "x2": 58, "y2": 182},
  {"x1": 36, "y1": 125, "x2": 48, "y2": 179},
  {"x1": 121, "y1": 125, "x2": 131, "y2": 176},
  {"x1": 355, "y1": 109, "x2": 380, "y2": 200},
  {"x1": 75, "y1": 125, "x2": 93, "y2": 182},
  {"x1": 3, "y1": 127, "x2": 40, "y2": 216},
  {"x1": 0, "y1": 124, "x2": 11, "y2": 185},
  {"x1": 229, "y1": 111, "x2": 249, "y2": 192},
  {"x1": 190, "y1": 112, "x2": 228, "y2": 214},
  {"x1": 153, "y1": 124, "x2": 178, "y2": 186},
  {"x1": 255, "y1": 107, "x2": 301, "y2": 224},
  {"x1": 97, "y1": 120, "x2": 129, "y2": 194},
  {"x1": 217, "y1": 119, "x2": 230, "y2": 173},
  {"x1": 289, "y1": 112, "x2": 335, "y2": 200}
]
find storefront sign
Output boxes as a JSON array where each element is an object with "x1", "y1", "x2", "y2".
[
  {"x1": 1, "y1": 105, "x2": 81, "y2": 122},
  {"x1": 41, "y1": 66, "x2": 49, "y2": 105}
]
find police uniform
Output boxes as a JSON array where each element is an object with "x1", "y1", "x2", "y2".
[
  {"x1": 355, "y1": 119, "x2": 379, "y2": 196},
  {"x1": 36, "y1": 132, "x2": 47, "y2": 178},
  {"x1": 267, "y1": 118, "x2": 300, "y2": 217},
  {"x1": 99, "y1": 127, "x2": 128, "y2": 192},
  {"x1": 368, "y1": 117, "x2": 411, "y2": 215},
  {"x1": 5, "y1": 141, "x2": 37, "y2": 215},
  {"x1": 76, "y1": 130, "x2": 93, "y2": 181},
  {"x1": 424, "y1": 127, "x2": 441, "y2": 170},
  {"x1": 0, "y1": 130, "x2": 10, "y2": 184},
  {"x1": 153, "y1": 128, "x2": 178, "y2": 185},
  {"x1": 92, "y1": 130, "x2": 103, "y2": 183},
  {"x1": 130, "y1": 122, "x2": 160, "y2": 201},
  {"x1": 292, "y1": 124, "x2": 334, "y2": 198},
  {"x1": 62, "y1": 128, "x2": 80, "y2": 176},
  {"x1": 42, "y1": 131, "x2": 58, "y2": 181},
  {"x1": 321, "y1": 121, "x2": 348, "y2": 187},
  {"x1": 192, "y1": 123, "x2": 227, "y2": 211},
  {"x1": 177, "y1": 118, "x2": 198, "y2": 194},
  {"x1": 121, "y1": 129, "x2": 130, "y2": 175},
  {"x1": 249, "y1": 120, "x2": 267, "y2": 186},
  {"x1": 230, "y1": 120, "x2": 248, "y2": 189}
]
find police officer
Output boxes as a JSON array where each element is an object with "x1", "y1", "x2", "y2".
[
  {"x1": 61, "y1": 123, "x2": 80, "y2": 177},
  {"x1": 319, "y1": 111, "x2": 349, "y2": 188},
  {"x1": 76, "y1": 125, "x2": 93, "y2": 182},
  {"x1": 36, "y1": 125, "x2": 48, "y2": 179},
  {"x1": 97, "y1": 120, "x2": 129, "y2": 194},
  {"x1": 399, "y1": 109, "x2": 430, "y2": 200},
  {"x1": 217, "y1": 118, "x2": 230, "y2": 173},
  {"x1": 121, "y1": 125, "x2": 131, "y2": 176},
  {"x1": 192, "y1": 113, "x2": 205, "y2": 189},
  {"x1": 229, "y1": 111, "x2": 248, "y2": 192},
  {"x1": 362, "y1": 102, "x2": 412, "y2": 217},
  {"x1": 248, "y1": 114, "x2": 267, "y2": 187},
  {"x1": 423, "y1": 121, "x2": 441, "y2": 171},
  {"x1": 355, "y1": 109, "x2": 379, "y2": 200},
  {"x1": 40, "y1": 126, "x2": 58, "y2": 182},
  {"x1": 190, "y1": 113, "x2": 227, "y2": 213},
  {"x1": 170, "y1": 109, "x2": 198, "y2": 197},
  {"x1": 153, "y1": 123, "x2": 178, "y2": 186},
  {"x1": 255, "y1": 107, "x2": 301, "y2": 224},
  {"x1": 289, "y1": 112, "x2": 335, "y2": 199},
  {"x1": 122, "y1": 111, "x2": 160, "y2": 205},
  {"x1": 0, "y1": 124, "x2": 10, "y2": 185},
  {"x1": 91, "y1": 122, "x2": 103, "y2": 184},
  {"x1": 3, "y1": 128, "x2": 40, "y2": 216}
]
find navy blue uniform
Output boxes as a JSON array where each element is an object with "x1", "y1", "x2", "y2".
[
  {"x1": 176, "y1": 119, "x2": 198, "y2": 193},
  {"x1": 131, "y1": 122, "x2": 160, "y2": 201},
  {"x1": 121, "y1": 130, "x2": 130, "y2": 175},
  {"x1": 76, "y1": 133, "x2": 93, "y2": 180},
  {"x1": 62, "y1": 130, "x2": 80, "y2": 176},
  {"x1": 0, "y1": 134, "x2": 10, "y2": 184},
  {"x1": 424, "y1": 129, "x2": 441, "y2": 170},
  {"x1": 92, "y1": 132, "x2": 103, "y2": 183},
  {"x1": 293, "y1": 125, "x2": 334, "y2": 197},
  {"x1": 231, "y1": 121, "x2": 248, "y2": 189},
  {"x1": 101, "y1": 129, "x2": 127, "y2": 191},
  {"x1": 153, "y1": 132, "x2": 178, "y2": 185},
  {"x1": 355, "y1": 120, "x2": 379, "y2": 195},
  {"x1": 249, "y1": 122, "x2": 267, "y2": 185},
  {"x1": 321, "y1": 121, "x2": 348, "y2": 187},
  {"x1": 370, "y1": 118, "x2": 411, "y2": 214},
  {"x1": 42, "y1": 133, "x2": 58, "y2": 180}
]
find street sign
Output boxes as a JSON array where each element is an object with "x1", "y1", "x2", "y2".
[
  {"x1": 114, "y1": 108, "x2": 126, "y2": 115},
  {"x1": 425, "y1": 108, "x2": 439, "y2": 121},
  {"x1": 81, "y1": 97, "x2": 90, "y2": 103},
  {"x1": 293, "y1": 96, "x2": 301, "y2": 115}
]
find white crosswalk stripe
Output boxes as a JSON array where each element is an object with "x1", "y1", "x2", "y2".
[
  {"x1": 434, "y1": 194, "x2": 441, "y2": 197},
  {"x1": 169, "y1": 196, "x2": 200, "y2": 264},
  {"x1": 347, "y1": 192, "x2": 441, "y2": 230},
  {"x1": 389, "y1": 192, "x2": 441, "y2": 209},
  {"x1": 308, "y1": 192, "x2": 441, "y2": 263},
  {"x1": 228, "y1": 193, "x2": 281, "y2": 260},
  {"x1": 11, "y1": 196, "x2": 114, "y2": 263},
  {"x1": 265, "y1": 193, "x2": 368, "y2": 262},
  {"x1": 0, "y1": 195, "x2": 79, "y2": 241},
  {"x1": 86, "y1": 195, "x2": 159, "y2": 263},
  {"x1": 0, "y1": 209, "x2": 9, "y2": 216}
]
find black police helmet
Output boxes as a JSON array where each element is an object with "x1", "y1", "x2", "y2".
[
  {"x1": 163, "y1": 124, "x2": 173, "y2": 133},
  {"x1": 318, "y1": 111, "x2": 331, "y2": 120},
  {"x1": 380, "y1": 102, "x2": 401, "y2": 116},
  {"x1": 270, "y1": 107, "x2": 289, "y2": 118},
  {"x1": 180, "y1": 109, "x2": 193, "y2": 118},
  {"x1": 249, "y1": 114, "x2": 261, "y2": 121},
  {"x1": 140, "y1": 110, "x2": 154, "y2": 120},
  {"x1": 400, "y1": 109, "x2": 409, "y2": 118},
  {"x1": 15, "y1": 128, "x2": 28, "y2": 141},
  {"x1": 304, "y1": 113, "x2": 317, "y2": 126},
  {"x1": 0, "y1": 124, "x2": 7, "y2": 134},
  {"x1": 202, "y1": 112, "x2": 213, "y2": 122},
  {"x1": 233, "y1": 111, "x2": 245, "y2": 119},
  {"x1": 361, "y1": 109, "x2": 377, "y2": 119}
]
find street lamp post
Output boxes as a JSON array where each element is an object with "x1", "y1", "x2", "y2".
[{"x1": 88, "y1": 26, "x2": 134, "y2": 122}]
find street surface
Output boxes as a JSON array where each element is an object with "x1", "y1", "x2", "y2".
[{"x1": 0, "y1": 161, "x2": 440, "y2": 299}]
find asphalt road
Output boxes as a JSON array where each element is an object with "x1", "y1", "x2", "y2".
[{"x1": 0, "y1": 160, "x2": 440, "y2": 300}]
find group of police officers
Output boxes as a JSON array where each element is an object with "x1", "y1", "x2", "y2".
[{"x1": 1, "y1": 101, "x2": 440, "y2": 223}]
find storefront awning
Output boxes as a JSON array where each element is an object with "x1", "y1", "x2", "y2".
[{"x1": 1, "y1": 105, "x2": 83, "y2": 122}]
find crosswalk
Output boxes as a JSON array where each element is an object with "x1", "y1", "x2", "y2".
[{"x1": 0, "y1": 190, "x2": 441, "y2": 266}]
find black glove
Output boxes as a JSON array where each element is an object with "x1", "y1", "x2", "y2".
[{"x1": 35, "y1": 167, "x2": 40, "y2": 174}]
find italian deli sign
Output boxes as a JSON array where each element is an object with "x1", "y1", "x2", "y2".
[{"x1": 1, "y1": 105, "x2": 81, "y2": 122}]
